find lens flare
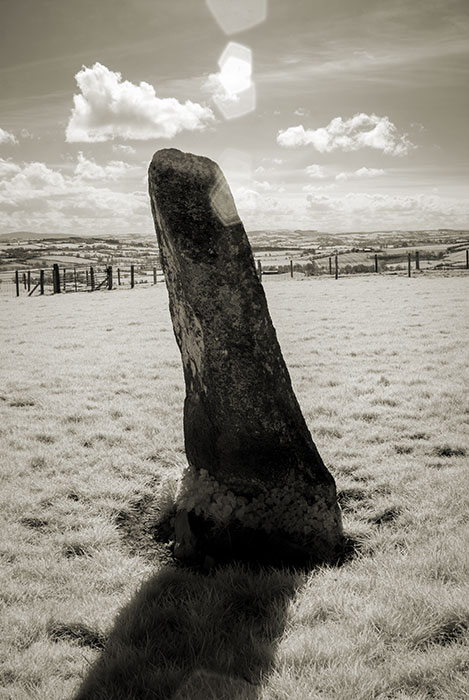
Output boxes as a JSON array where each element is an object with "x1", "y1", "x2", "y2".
[
  {"x1": 206, "y1": 0, "x2": 267, "y2": 35},
  {"x1": 213, "y1": 43, "x2": 256, "y2": 120}
]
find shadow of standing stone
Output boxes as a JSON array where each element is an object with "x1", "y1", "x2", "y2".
[{"x1": 148, "y1": 148, "x2": 343, "y2": 566}]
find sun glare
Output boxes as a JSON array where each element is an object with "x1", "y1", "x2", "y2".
[
  {"x1": 213, "y1": 42, "x2": 256, "y2": 120},
  {"x1": 206, "y1": 0, "x2": 267, "y2": 35}
]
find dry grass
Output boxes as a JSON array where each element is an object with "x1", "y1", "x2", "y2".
[{"x1": 1, "y1": 274, "x2": 468, "y2": 699}]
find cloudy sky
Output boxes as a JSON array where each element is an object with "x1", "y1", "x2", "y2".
[{"x1": 1, "y1": 0, "x2": 468, "y2": 234}]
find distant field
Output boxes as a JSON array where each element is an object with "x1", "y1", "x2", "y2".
[
  {"x1": 1, "y1": 275, "x2": 468, "y2": 699},
  {"x1": 31, "y1": 256, "x2": 98, "y2": 265},
  {"x1": 249, "y1": 243, "x2": 469, "y2": 273}
]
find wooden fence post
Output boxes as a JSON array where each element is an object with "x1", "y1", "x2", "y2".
[
  {"x1": 130, "y1": 265, "x2": 135, "y2": 288},
  {"x1": 27, "y1": 270, "x2": 31, "y2": 291},
  {"x1": 335, "y1": 255, "x2": 338, "y2": 280},
  {"x1": 290, "y1": 260, "x2": 294, "y2": 278},
  {"x1": 23, "y1": 272, "x2": 27, "y2": 290},
  {"x1": 90, "y1": 266, "x2": 95, "y2": 291},
  {"x1": 117, "y1": 268, "x2": 121, "y2": 285},
  {"x1": 329, "y1": 257, "x2": 332, "y2": 275},
  {"x1": 408, "y1": 253, "x2": 411, "y2": 277},
  {"x1": 53, "y1": 264, "x2": 61, "y2": 293},
  {"x1": 40, "y1": 270, "x2": 44, "y2": 295},
  {"x1": 153, "y1": 267, "x2": 157, "y2": 284},
  {"x1": 74, "y1": 267, "x2": 78, "y2": 292},
  {"x1": 466, "y1": 249, "x2": 469, "y2": 269},
  {"x1": 257, "y1": 259, "x2": 262, "y2": 280},
  {"x1": 374, "y1": 254, "x2": 378, "y2": 273},
  {"x1": 107, "y1": 266, "x2": 113, "y2": 290},
  {"x1": 415, "y1": 250, "x2": 420, "y2": 270},
  {"x1": 15, "y1": 270, "x2": 20, "y2": 297},
  {"x1": 63, "y1": 268, "x2": 66, "y2": 292}
]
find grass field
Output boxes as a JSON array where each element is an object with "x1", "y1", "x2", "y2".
[{"x1": 1, "y1": 274, "x2": 468, "y2": 699}]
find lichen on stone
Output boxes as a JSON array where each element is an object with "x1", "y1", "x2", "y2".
[{"x1": 177, "y1": 466, "x2": 337, "y2": 539}]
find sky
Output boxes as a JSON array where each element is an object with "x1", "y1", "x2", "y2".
[{"x1": 1, "y1": 0, "x2": 468, "y2": 234}]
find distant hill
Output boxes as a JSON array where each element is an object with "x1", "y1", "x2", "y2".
[
  {"x1": 0, "y1": 231, "x2": 84, "y2": 242},
  {"x1": 1, "y1": 229, "x2": 467, "y2": 249}
]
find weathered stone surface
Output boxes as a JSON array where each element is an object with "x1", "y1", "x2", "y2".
[
  {"x1": 173, "y1": 668, "x2": 257, "y2": 700},
  {"x1": 148, "y1": 148, "x2": 343, "y2": 565}
]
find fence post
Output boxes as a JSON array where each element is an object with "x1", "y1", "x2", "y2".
[
  {"x1": 374, "y1": 254, "x2": 378, "y2": 273},
  {"x1": 27, "y1": 270, "x2": 31, "y2": 291},
  {"x1": 117, "y1": 268, "x2": 121, "y2": 286},
  {"x1": 329, "y1": 257, "x2": 332, "y2": 275},
  {"x1": 63, "y1": 268, "x2": 66, "y2": 292},
  {"x1": 90, "y1": 266, "x2": 95, "y2": 291},
  {"x1": 107, "y1": 266, "x2": 113, "y2": 290},
  {"x1": 15, "y1": 270, "x2": 20, "y2": 297},
  {"x1": 415, "y1": 250, "x2": 420, "y2": 270},
  {"x1": 153, "y1": 267, "x2": 157, "y2": 284},
  {"x1": 335, "y1": 255, "x2": 338, "y2": 280},
  {"x1": 23, "y1": 272, "x2": 27, "y2": 290},
  {"x1": 289, "y1": 260, "x2": 293, "y2": 278},
  {"x1": 130, "y1": 265, "x2": 135, "y2": 289},
  {"x1": 408, "y1": 253, "x2": 411, "y2": 277},
  {"x1": 466, "y1": 249, "x2": 469, "y2": 269},
  {"x1": 40, "y1": 270, "x2": 44, "y2": 295},
  {"x1": 257, "y1": 259, "x2": 262, "y2": 280},
  {"x1": 74, "y1": 267, "x2": 78, "y2": 292},
  {"x1": 86, "y1": 268, "x2": 89, "y2": 288},
  {"x1": 53, "y1": 264, "x2": 61, "y2": 293}
]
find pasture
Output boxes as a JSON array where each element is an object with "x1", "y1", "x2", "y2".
[{"x1": 1, "y1": 274, "x2": 468, "y2": 699}]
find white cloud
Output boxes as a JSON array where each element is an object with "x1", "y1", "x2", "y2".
[
  {"x1": 0, "y1": 158, "x2": 21, "y2": 177},
  {"x1": 302, "y1": 183, "x2": 337, "y2": 193},
  {"x1": 305, "y1": 164, "x2": 326, "y2": 179},
  {"x1": 232, "y1": 186, "x2": 294, "y2": 227},
  {"x1": 66, "y1": 62, "x2": 215, "y2": 143},
  {"x1": 0, "y1": 157, "x2": 150, "y2": 234},
  {"x1": 278, "y1": 113, "x2": 414, "y2": 156},
  {"x1": 252, "y1": 180, "x2": 285, "y2": 193},
  {"x1": 254, "y1": 158, "x2": 283, "y2": 176},
  {"x1": 74, "y1": 152, "x2": 135, "y2": 180},
  {"x1": 253, "y1": 180, "x2": 273, "y2": 192},
  {"x1": 304, "y1": 191, "x2": 469, "y2": 229},
  {"x1": 335, "y1": 167, "x2": 385, "y2": 181},
  {"x1": 5, "y1": 161, "x2": 67, "y2": 195},
  {"x1": 112, "y1": 144, "x2": 137, "y2": 156},
  {"x1": 0, "y1": 127, "x2": 17, "y2": 145}
]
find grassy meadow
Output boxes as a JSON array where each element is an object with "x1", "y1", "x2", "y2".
[{"x1": 1, "y1": 274, "x2": 468, "y2": 699}]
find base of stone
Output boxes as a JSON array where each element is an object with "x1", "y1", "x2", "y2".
[
  {"x1": 173, "y1": 668, "x2": 257, "y2": 700},
  {"x1": 173, "y1": 509, "x2": 343, "y2": 570}
]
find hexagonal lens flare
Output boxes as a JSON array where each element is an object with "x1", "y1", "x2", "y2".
[
  {"x1": 206, "y1": 0, "x2": 267, "y2": 34},
  {"x1": 211, "y1": 149, "x2": 253, "y2": 226},
  {"x1": 212, "y1": 42, "x2": 256, "y2": 120},
  {"x1": 219, "y1": 54, "x2": 251, "y2": 96}
]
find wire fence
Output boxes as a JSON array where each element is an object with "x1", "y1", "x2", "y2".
[
  {"x1": 259, "y1": 247, "x2": 469, "y2": 279},
  {"x1": 1, "y1": 248, "x2": 468, "y2": 298},
  {"x1": 0, "y1": 264, "x2": 164, "y2": 298}
]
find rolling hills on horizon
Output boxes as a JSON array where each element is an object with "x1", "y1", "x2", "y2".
[{"x1": 1, "y1": 229, "x2": 468, "y2": 249}]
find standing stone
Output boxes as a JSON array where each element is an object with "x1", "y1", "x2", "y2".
[{"x1": 148, "y1": 148, "x2": 343, "y2": 566}]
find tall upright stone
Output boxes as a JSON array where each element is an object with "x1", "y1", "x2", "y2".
[{"x1": 148, "y1": 149, "x2": 343, "y2": 566}]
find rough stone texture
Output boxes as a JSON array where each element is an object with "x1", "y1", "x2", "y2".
[
  {"x1": 173, "y1": 668, "x2": 257, "y2": 700},
  {"x1": 148, "y1": 148, "x2": 343, "y2": 565}
]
